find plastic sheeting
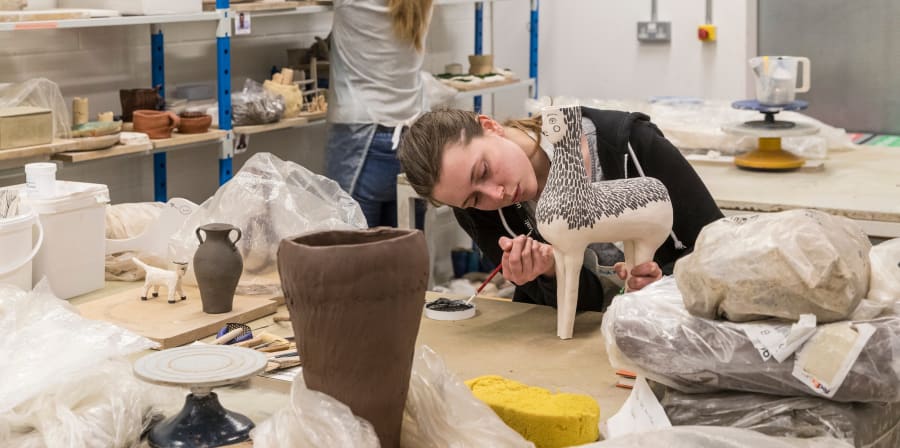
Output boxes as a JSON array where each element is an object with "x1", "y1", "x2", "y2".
[
  {"x1": 575, "y1": 426, "x2": 852, "y2": 448},
  {"x1": 601, "y1": 278, "x2": 900, "y2": 403},
  {"x1": 0, "y1": 282, "x2": 178, "y2": 447},
  {"x1": 170, "y1": 152, "x2": 367, "y2": 295},
  {"x1": 0, "y1": 78, "x2": 71, "y2": 139},
  {"x1": 251, "y1": 346, "x2": 533, "y2": 448},
  {"x1": 650, "y1": 383, "x2": 900, "y2": 448},
  {"x1": 675, "y1": 210, "x2": 871, "y2": 323}
]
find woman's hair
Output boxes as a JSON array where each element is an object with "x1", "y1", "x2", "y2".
[
  {"x1": 398, "y1": 109, "x2": 544, "y2": 202},
  {"x1": 389, "y1": 0, "x2": 433, "y2": 52}
]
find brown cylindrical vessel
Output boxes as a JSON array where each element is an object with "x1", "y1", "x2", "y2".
[
  {"x1": 193, "y1": 223, "x2": 243, "y2": 314},
  {"x1": 277, "y1": 228, "x2": 428, "y2": 448}
]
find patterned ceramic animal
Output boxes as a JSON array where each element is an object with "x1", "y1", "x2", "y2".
[
  {"x1": 536, "y1": 105, "x2": 673, "y2": 339},
  {"x1": 133, "y1": 257, "x2": 188, "y2": 304}
]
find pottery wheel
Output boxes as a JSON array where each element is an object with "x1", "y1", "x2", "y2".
[{"x1": 134, "y1": 344, "x2": 267, "y2": 390}]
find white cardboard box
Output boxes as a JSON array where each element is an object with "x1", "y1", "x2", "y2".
[{"x1": 58, "y1": 0, "x2": 201, "y2": 15}]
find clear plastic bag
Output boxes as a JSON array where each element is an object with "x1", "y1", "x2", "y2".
[
  {"x1": 400, "y1": 346, "x2": 534, "y2": 448},
  {"x1": 0, "y1": 281, "x2": 176, "y2": 447},
  {"x1": 601, "y1": 277, "x2": 900, "y2": 402},
  {"x1": 169, "y1": 152, "x2": 367, "y2": 294},
  {"x1": 0, "y1": 78, "x2": 71, "y2": 139},
  {"x1": 0, "y1": 359, "x2": 180, "y2": 448},
  {"x1": 105, "y1": 202, "x2": 165, "y2": 281},
  {"x1": 868, "y1": 238, "x2": 900, "y2": 304},
  {"x1": 232, "y1": 78, "x2": 285, "y2": 126},
  {"x1": 251, "y1": 346, "x2": 533, "y2": 448},
  {"x1": 650, "y1": 382, "x2": 900, "y2": 448},
  {"x1": 674, "y1": 210, "x2": 871, "y2": 323},
  {"x1": 575, "y1": 426, "x2": 852, "y2": 448},
  {"x1": 250, "y1": 371, "x2": 380, "y2": 448}
]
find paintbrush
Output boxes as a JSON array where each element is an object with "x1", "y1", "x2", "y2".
[
  {"x1": 464, "y1": 263, "x2": 503, "y2": 305},
  {"x1": 464, "y1": 230, "x2": 533, "y2": 305}
]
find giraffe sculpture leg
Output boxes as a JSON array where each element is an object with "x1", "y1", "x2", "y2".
[{"x1": 555, "y1": 246, "x2": 587, "y2": 339}]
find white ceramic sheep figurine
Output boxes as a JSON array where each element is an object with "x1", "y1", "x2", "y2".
[
  {"x1": 133, "y1": 257, "x2": 188, "y2": 304},
  {"x1": 536, "y1": 105, "x2": 673, "y2": 339}
]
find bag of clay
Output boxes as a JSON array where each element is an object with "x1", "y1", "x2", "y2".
[
  {"x1": 232, "y1": 78, "x2": 285, "y2": 126},
  {"x1": 575, "y1": 426, "x2": 852, "y2": 448},
  {"x1": 170, "y1": 152, "x2": 367, "y2": 294},
  {"x1": 650, "y1": 383, "x2": 900, "y2": 448},
  {"x1": 675, "y1": 210, "x2": 871, "y2": 323},
  {"x1": 601, "y1": 278, "x2": 900, "y2": 403},
  {"x1": 105, "y1": 202, "x2": 165, "y2": 281},
  {"x1": 250, "y1": 371, "x2": 380, "y2": 448},
  {"x1": 867, "y1": 238, "x2": 900, "y2": 305},
  {"x1": 0, "y1": 78, "x2": 71, "y2": 139},
  {"x1": 400, "y1": 346, "x2": 534, "y2": 448}
]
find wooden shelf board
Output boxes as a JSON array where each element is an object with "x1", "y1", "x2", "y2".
[
  {"x1": 0, "y1": 139, "x2": 70, "y2": 163},
  {"x1": 53, "y1": 142, "x2": 153, "y2": 163},
  {"x1": 152, "y1": 130, "x2": 227, "y2": 150},
  {"x1": 232, "y1": 116, "x2": 311, "y2": 135},
  {"x1": 203, "y1": 1, "x2": 313, "y2": 12}
]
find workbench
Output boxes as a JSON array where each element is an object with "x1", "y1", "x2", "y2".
[
  {"x1": 71, "y1": 285, "x2": 629, "y2": 444},
  {"x1": 689, "y1": 146, "x2": 900, "y2": 238}
]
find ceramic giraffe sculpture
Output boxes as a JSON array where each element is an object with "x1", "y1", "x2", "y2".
[{"x1": 536, "y1": 106, "x2": 673, "y2": 339}]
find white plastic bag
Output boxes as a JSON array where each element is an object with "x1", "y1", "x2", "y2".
[
  {"x1": 601, "y1": 277, "x2": 900, "y2": 403},
  {"x1": 251, "y1": 346, "x2": 533, "y2": 448},
  {"x1": 0, "y1": 359, "x2": 179, "y2": 448},
  {"x1": 867, "y1": 238, "x2": 900, "y2": 304},
  {"x1": 575, "y1": 426, "x2": 852, "y2": 448},
  {"x1": 105, "y1": 202, "x2": 165, "y2": 281},
  {"x1": 675, "y1": 210, "x2": 871, "y2": 322},
  {"x1": 0, "y1": 281, "x2": 176, "y2": 447},
  {"x1": 401, "y1": 346, "x2": 533, "y2": 448},
  {"x1": 169, "y1": 152, "x2": 367, "y2": 294},
  {"x1": 250, "y1": 371, "x2": 380, "y2": 448},
  {"x1": 0, "y1": 281, "x2": 157, "y2": 412}
]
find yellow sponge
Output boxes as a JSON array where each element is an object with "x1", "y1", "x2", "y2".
[{"x1": 465, "y1": 375, "x2": 600, "y2": 448}]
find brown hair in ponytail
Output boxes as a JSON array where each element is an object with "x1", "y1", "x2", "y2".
[{"x1": 388, "y1": 0, "x2": 434, "y2": 52}]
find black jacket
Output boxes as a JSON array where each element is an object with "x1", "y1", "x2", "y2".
[{"x1": 452, "y1": 107, "x2": 723, "y2": 311}]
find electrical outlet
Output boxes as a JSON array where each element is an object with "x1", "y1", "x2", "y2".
[{"x1": 637, "y1": 21, "x2": 671, "y2": 43}]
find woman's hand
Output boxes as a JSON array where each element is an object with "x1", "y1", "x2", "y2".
[
  {"x1": 614, "y1": 261, "x2": 663, "y2": 291},
  {"x1": 498, "y1": 235, "x2": 555, "y2": 285}
]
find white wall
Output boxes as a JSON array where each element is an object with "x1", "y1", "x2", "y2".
[
  {"x1": 538, "y1": 0, "x2": 756, "y2": 101},
  {"x1": 0, "y1": 1, "x2": 755, "y2": 204}
]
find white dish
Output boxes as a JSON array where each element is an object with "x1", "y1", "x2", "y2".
[
  {"x1": 133, "y1": 344, "x2": 267, "y2": 389},
  {"x1": 424, "y1": 299, "x2": 476, "y2": 321}
]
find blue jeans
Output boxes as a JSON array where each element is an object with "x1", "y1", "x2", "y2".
[{"x1": 326, "y1": 123, "x2": 423, "y2": 228}]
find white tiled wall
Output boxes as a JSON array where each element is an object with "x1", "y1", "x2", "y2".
[{"x1": 0, "y1": 4, "x2": 531, "y2": 204}]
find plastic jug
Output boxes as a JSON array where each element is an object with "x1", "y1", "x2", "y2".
[{"x1": 749, "y1": 56, "x2": 811, "y2": 106}]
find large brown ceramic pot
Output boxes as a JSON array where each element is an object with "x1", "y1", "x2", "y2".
[
  {"x1": 276, "y1": 228, "x2": 428, "y2": 448},
  {"x1": 193, "y1": 223, "x2": 243, "y2": 314}
]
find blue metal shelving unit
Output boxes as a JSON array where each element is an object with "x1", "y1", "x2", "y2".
[
  {"x1": 150, "y1": 25, "x2": 167, "y2": 201},
  {"x1": 530, "y1": 0, "x2": 539, "y2": 98},
  {"x1": 473, "y1": 2, "x2": 484, "y2": 113},
  {"x1": 216, "y1": 0, "x2": 234, "y2": 186}
]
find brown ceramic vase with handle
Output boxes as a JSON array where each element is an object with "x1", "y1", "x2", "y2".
[{"x1": 276, "y1": 227, "x2": 428, "y2": 448}]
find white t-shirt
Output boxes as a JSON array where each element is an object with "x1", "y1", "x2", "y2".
[{"x1": 328, "y1": 0, "x2": 431, "y2": 126}]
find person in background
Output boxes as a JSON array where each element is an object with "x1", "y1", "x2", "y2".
[
  {"x1": 325, "y1": 0, "x2": 434, "y2": 227},
  {"x1": 397, "y1": 106, "x2": 724, "y2": 311}
]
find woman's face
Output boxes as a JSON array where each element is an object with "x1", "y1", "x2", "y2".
[{"x1": 431, "y1": 120, "x2": 538, "y2": 210}]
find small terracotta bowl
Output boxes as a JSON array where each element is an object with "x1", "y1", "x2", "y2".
[
  {"x1": 178, "y1": 113, "x2": 212, "y2": 134},
  {"x1": 133, "y1": 110, "x2": 180, "y2": 139}
]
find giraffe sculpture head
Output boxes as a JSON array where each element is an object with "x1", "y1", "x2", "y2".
[{"x1": 540, "y1": 107, "x2": 570, "y2": 145}]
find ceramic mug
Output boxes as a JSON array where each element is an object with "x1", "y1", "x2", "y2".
[{"x1": 133, "y1": 110, "x2": 181, "y2": 139}]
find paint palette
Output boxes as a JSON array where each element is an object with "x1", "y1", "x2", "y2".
[{"x1": 424, "y1": 298, "x2": 476, "y2": 321}]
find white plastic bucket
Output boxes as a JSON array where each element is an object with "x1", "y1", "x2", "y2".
[
  {"x1": 21, "y1": 181, "x2": 109, "y2": 299},
  {"x1": 0, "y1": 202, "x2": 44, "y2": 290}
]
